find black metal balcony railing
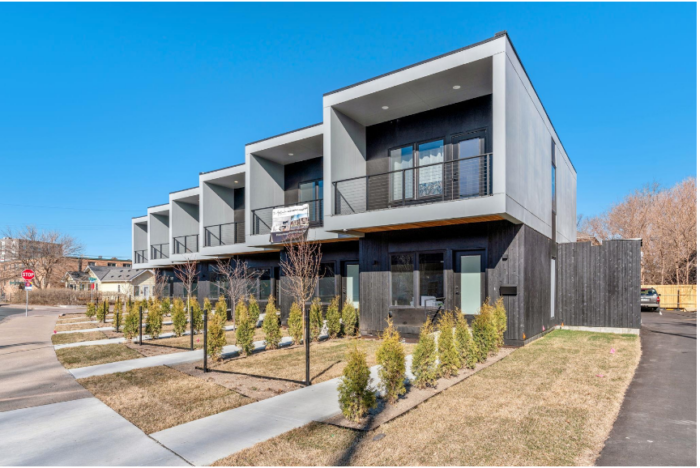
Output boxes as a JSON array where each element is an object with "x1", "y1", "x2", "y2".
[
  {"x1": 204, "y1": 222, "x2": 245, "y2": 247},
  {"x1": 151, "y1": 243, "x2": 169, "y2": 260},
  {"x1": 134, "y1": 250, "x2": 147, "y2": 264},
  {"x1": 173, "y1": 234, "x2": 199, "y2": 254},
  {"x1": 332, "y1": 153, "x2": 492, "y2": 215},
  {"x1": 251, "y1": 199, "x2": 323, "y2": 236}
]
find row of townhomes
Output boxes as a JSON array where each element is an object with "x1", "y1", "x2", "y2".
[{"x1": 131, "y1": 32, "x2": 576, "y2": 346}]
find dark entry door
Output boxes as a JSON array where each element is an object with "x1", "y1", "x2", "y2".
[
  {"x1": 342, "y1": 261, "x2": 360, "y2": 309},
  {"x1": 454, "y1": 250, "x2": 486, "y2": 315}
]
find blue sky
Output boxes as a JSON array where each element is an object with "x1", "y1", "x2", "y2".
[{"x1": 0, "y1": 2, "x2": 695, "y2": 259}]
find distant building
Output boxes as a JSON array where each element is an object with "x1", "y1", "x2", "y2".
[
  {"x1": 577, "y1": 232, "x2": 601, "y2": 246},
  {"x1": 63, "y1": 265, "x2": 155, "y2": 299}
]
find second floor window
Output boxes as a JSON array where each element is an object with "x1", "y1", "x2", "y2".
[
  {"x1": 390, "y1": 140, "x2": 445, "y2": 202},
  {"x1": 299, "y1": 179, "x2": 323, "y2": 224}
]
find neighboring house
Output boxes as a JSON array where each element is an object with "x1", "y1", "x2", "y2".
[
  {"x1": 84, "y1": 265, "x2": 155, "y2": 299},
  {"x1": 131, "y1": 32, "x2": 577, "y2": 345},
  {"x1": 577, "y1": 231, "x2": 601, "y2": 246},
  {"x1": 62, "y1": 271, "x2": 92, "y2": 290}
]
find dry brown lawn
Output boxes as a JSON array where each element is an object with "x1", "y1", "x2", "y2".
[
  {"x1": 213, "y1": 337, "x2": 415, "y2": 385},
  {"x1": 56, "y1": 343, "x2": 144, "y2": 369},
  {"x1": 216, "y1": 330, "x2": 640, "y2": 466},
  {"x1": 79, "y1": 366, "x2": 253, "y2": 434},
  {"x1": 51, "y1": 331, "x2": 108, "y2": 345}
]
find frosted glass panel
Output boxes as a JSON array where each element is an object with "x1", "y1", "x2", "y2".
[
  {"x1": 460, "y1": 255, "x2": 481, "y2": 315},
  {"x1": 346, "y1": 264, "x2": 360, "y2": 308}
]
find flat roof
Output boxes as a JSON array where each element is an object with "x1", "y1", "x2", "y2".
[
  {"x1": 245, "y1": 122, "x2": 322, "y2": 147},
  {"x1": 200, "y1": 162, "x2": 245, "y2": 176}
]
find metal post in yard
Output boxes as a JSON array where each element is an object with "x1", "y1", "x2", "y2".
[
  {"x1": 189, "y1": 300, "x2": 194, "y2": 350},
  {"x1": 677, "y1": 289, "x2": 681, "y2": 310},
  {"x1": 139, "y1": 305, "x2": 143, "y2": 345},
  {"x1": 203, "y1": 309, "x2": 208, "y2": 373},
  {"x1": 305, "y1": 306, "x2": 310, "y2": 386},
  {"x1": 25, "y1": 288, "x2": 28, "y2": 317}
]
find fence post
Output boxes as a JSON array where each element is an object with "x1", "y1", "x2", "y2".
[
  {"x1": 305, "y1": 306, "x2": 310, "y2": 386},
  {"x1": 677, "y1": 289, "x2": 680, "y2": 310},
  {"x1": 203, "y1": 309, "x2": 208, "y2": 373},
  {"x1": 138, "y1": 305, "x2": 143, "y2": 345}
]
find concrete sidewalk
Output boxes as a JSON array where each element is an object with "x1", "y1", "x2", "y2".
[
  {"x1": 151, "y1": 357, "x2": 406, "y2": 465},
  {"x1": 0, "y1": 306, "x2": 187, "y2": 466},
  {"x1": 597, "y1": 310, "x2": 697, "y2": 466},
  {"x1": 0, "y1": 398, "x2": 186, "y2": 466},
  {"x1": 0, "y1": 308, "x2": 91, "y2": 412},
  {"x1": 70, "y1": 336, "x2": 295, "y2": 379}
]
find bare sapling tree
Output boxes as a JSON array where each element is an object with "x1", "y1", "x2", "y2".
[
  {"x1": 280, "y1": 231, "x2": 321, "y2": 385},
  {"x1": 152, "y1": 269, "x2": 170, "y2": 300},
  {"x1": 3, "y1": 225, "x2": 83, "y2": 289},
  {"x1": 174, "y1": 257, "x2": 198, "y2": 350},
  {"x1": 214, "y1": 257, "x2": 260, "y2": 328}
]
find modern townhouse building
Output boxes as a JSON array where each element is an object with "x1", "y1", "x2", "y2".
[{"x1": 132, "y1": 31, "x2": 576, "y2": 346}]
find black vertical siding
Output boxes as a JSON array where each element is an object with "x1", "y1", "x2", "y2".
[{"x1": 557, "y1": 240, "x2": 641, "y2": 329}]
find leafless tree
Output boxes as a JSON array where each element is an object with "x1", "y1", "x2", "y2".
[
  {"x1": 174, "y1": 257, "x2": 198, "y2": 349},
  {"x1": 152, "y1": 269, "x2": 170, "y2": 299},
  {"x1": 214, "y1": 257, "x2": 260, "y2": 327},
  {"x1": 580, "y1": 178, "x2": 696, "y2": 285},
  {"x1": 2, "y1": 225, "x2": 83, "y2": 289},
  {"x1": 280, "y1": 232, "x2": 321, "y2": 324}
]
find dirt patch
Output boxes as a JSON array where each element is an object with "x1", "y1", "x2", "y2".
[{"x1": 324, "y1": 347, "x2": 515, "y2": 431}]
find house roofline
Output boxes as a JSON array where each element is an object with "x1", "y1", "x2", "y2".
[{"x1": 245, "y1": 122, "x2": 323, "y2": 147}]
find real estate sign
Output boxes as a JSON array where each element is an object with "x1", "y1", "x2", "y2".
[{"x1": 270, "y1": 204, "x2": 309, "y2": 243}]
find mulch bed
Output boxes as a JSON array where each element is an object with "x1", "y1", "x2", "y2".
[{"x1": 321, "y1": 347, "x2": 515, "y2": 431}]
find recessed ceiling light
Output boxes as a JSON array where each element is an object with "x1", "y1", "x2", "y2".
[
  {"x1": 453, "y1": 85, "x2": 461, "y2": 90},
  {"x1": 382, "y1": 106, "x2": 389, "y2": 110},
  {"x1": 288, "y1": 153, "x2": 294, "y2": 156},
  {"x1": 234, "y1": 180, "x2": 238, "y2": 183}
]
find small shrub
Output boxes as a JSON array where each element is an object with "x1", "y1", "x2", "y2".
[
  {"x1": 493, "y1": 297, "x2": 507, "y2": 348},
  {"x1": 235, "y1": 306, "x2": 255, "y2": 356},
  {"x1": 337, "y1": 345, "x2": 376, "y2": 422},
  {"x1": 207, "y1": 311, "x2": 227, "y2": 360},
  {"x1": 146, "y1": 298, "x2": 164, "y2": 339},
  {"x1": 262, "y1": 295, "x2": 282, "y2": 350},
  {"x1": 189, "y1": 298, "x2": 203, "y2": 334},
  {"x1": 85, "y1": 302, "x2": 96, "y2": 320},
  {"x1": 234, "y1": 299, "x2": 247, "y2": 327},
  {"x1": 412, "y1": 319, "x2": 438, "y2": 389},
  {"x1": 342, "y1": 301, "x2": 358, "y2": 337},
  {"x1": 171, "y1": 298, "x2": 187, "y2": 337},
  {"x1": 472, "y1": 301, "x2": 498, "y2": 361},
  {"x1": 375, "y1": 318, "x2": 406, "y2": 404},
  {"x1": 454, "y1": 310, "x2": 478, "y2": 369},
  {"x1": 123, "y1": 305, "x2": 140, "y2": 340},
  {"x1": 161, "y1": 297, "x2": 171, "y2": 315},
  {"x1": 288, "y1": 302, "x2": 304, "y2": 345},
  {"x1": 96, "y1": 300, "x2": 108, "y2": 323},
  {"x1": 113, "y1": 298, "x2": 123, "y2": 332},
  {"x1": 325, "y1": 296, "x2": 341, "y2": 339},
  {"x1": 203, "y1": 297, "x2": 213, "y2": 319},
  {"x1": 248, "y1": 295, "x2": 260, "y2": 327},
  {"x1": 215, "y1": 296, "x2": 227, "y2": 322},
  {"x1": 437, "y1": 313, "x2": 460, "y2": 378},
  {"x1": 309, "y1": 298, "x2": 323, "y2": 340}
]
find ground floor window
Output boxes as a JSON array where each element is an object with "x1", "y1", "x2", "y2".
[
  {"x1": 247, "y1": 268, "x2": 273, "y2": 301},
  {"x1": 317, "y1": 262, "x2": 335, "y2": 303},
  {"x1": 391, "y1": 252, "x2": 445, "y2": 307}
]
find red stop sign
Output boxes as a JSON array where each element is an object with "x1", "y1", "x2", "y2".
[{"x1": 21, "y1": 269, "x2": 35, "y2": 281}]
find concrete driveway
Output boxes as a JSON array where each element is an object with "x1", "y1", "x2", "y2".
[
  {"x1": 597, "y1": 310, "x2": 697, "y2": 466},
  {"x1": 0, "y1": 305, "x2": 187, "y2": 465}
]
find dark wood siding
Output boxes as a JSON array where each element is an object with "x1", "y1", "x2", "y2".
[
  {"x1": 557, "y1": 240, "x2": 641, "y2": 329},
  {"x1": 283, "y1": 157, "x2": 323, "y2": 205}
]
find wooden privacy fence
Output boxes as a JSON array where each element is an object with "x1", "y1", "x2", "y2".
[
  {"x1": 641, "y1": 284, "x2": 697, "y2": 311},
  {"x1": 557, "y1": 239, "x2": 642, "y2": 329}
]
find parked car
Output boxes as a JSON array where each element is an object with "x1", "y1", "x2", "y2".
[{"x1": 641, "y1": 288, "x2": 661, "y2": 311}]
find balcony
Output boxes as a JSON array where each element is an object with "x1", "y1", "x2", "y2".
[
  {"x1": 151, "y1": 243, "x2": 169, "y2": 260},
  {"x1": 173, "y1": 234, "x2": 199, "y2": 254},
  {"x1": 251, "y1": 199, "x2": 323, "y2": 236},
  {"x1": 333, "y1": 154, "x2": 492, "y2": 215},
  {"x1": 204, "y1": 222, "x2": 245, "y2": 247},
  {"x1": 134, "y1": 250, "x2": 147, "y2": 264}
]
